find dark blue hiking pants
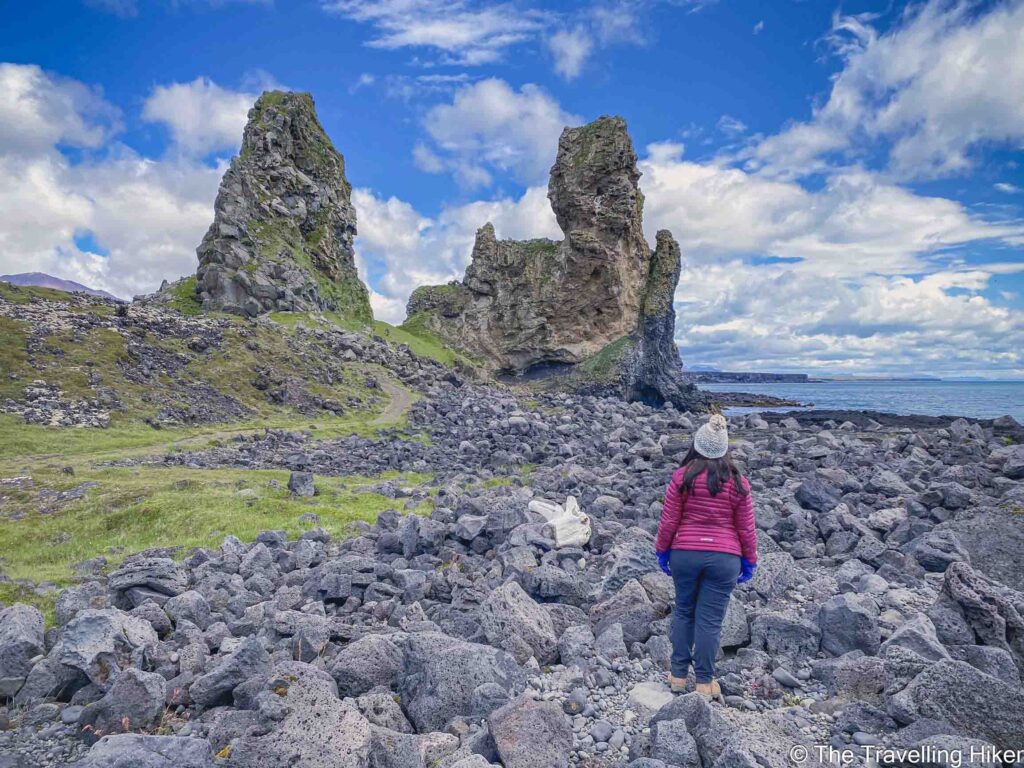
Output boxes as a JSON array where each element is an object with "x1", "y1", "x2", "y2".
[{"x1": 669, "y1": 549, "x2": 741, "y2": 683}]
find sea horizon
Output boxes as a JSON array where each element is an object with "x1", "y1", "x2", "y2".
[{"x1": 701, "y1": 378, "x2": 1024, "y2": 422}]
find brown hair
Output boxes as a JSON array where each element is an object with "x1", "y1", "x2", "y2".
[{"x1": 678, "y1": 445, "x2": 748, "y2": 497}]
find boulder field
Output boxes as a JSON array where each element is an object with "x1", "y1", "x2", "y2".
[{"x1": 2, "y1": 378, "x2": 1023, "y2": 766}]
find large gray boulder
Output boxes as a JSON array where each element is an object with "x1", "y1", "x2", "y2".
[
  {"x1": 599, "y1": 527, "x2": 659, "y2": 595},
  {"x1": 743, "y1": 552, "x2": 797, "y2": 600},
  {"x1": 558, "y1": 624, "x2": 596, "y2": 668},
  {"x1": 880, "y1": 614, "x2": 949, "y2": 663},
  {"x1": 932, "y1": 561, "x2": 1024, "y2": 671},
  {"x1": 488, "y1": 695, "x2": 573, "y2": 768},
  {"x1": 367, "y1": 726, "x2": 459, "y2": 768},
  {"x1": 750, "y1": 612, "x2": 821, "y2": 662},
  {"x1": 720, "y1": 599, "x2": 749, "y2": 648},
  {"x1": 1001, "y1": 444, "x2": 1024, "y2": 479},
  {"x1": 163, "y1": 590, "x2": 212, "y2": 631},
  {"x1": 57, "y1": 609, "x2": 158, "y2": 688},
  {"x1": 909, "y1": 529, "x2": 970, "y2": 573},
  {"x1": 73, "y1": 734, "x2": 215, "y2": 768},
  {"x1": 794, "y1": 477, "x2": 842, "y2": 513},
  {"x1": 650, "y1": 718, "x2": 701, "y2": 768},
  {"x1": 936, "y1": 509, "x2": 1024, "y2": 591},
  {"x1": 590, "y1": 578, "x2": 656, "y2": 645},
  {"x1": 55, "y1": 582, "x2": 108, "y2": 626},
  {"x1": 0, "y1": 603, "x2": 44, "y2": 698},
  {"x1": 227, "y1": 662, "x2": 372, "y2": 768},
  {"x1": 818, "y1": 594, "x2": 881, "y2": 657},
  {"x1": 889, "y1": 660, "x2": 1024, "y2": 749},
  {"x1": 79, "y1": 667, "x2": 167, "y2": 737},
  {"x1": 189, "y1": 635, "x2": 270, "y2": 708},
  {"x1": 649, "y1": 693, "x2": 736, "y2": 766},
  {"x1": 330, "y1": 634, "x2": 404, "y2": 697},
  {"x1": 398, "y1": 632, "x2": 525, "y2": 732},
  {"x1": 479, "y1": 580, "x2": 558, "y2": 665},
  {"x1": 355, "y1": 689, "x2": 414, "y2": 733},
  {"x1": 866, "y1": 470, "x2": 912, "y2": 497},
  {"x1": 108, "y1": 557, "x2": 188, "y2": 607}
]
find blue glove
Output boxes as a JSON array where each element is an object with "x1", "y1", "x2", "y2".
[
  {"x1": 657, "y1": 551, "x2": 671, "y2": 576},
  {"x1": 737, "y1": 558, "x2": 757, "y2": 584}
]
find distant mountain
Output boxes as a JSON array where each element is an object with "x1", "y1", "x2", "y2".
[{"x1": 0, "y1": 272, "x2": 121, "y2": 301}]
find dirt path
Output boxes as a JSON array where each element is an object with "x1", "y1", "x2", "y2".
[{"x1": 372, "y1": 380, "x2": 417, "y2": 426}]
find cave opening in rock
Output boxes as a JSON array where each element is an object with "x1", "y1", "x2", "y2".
[
  {"x1": 497, "y1": 360, "x2": 577, "y2": 383},
  {"x1": 632, "y1": 385, "x2": 665, "y2": 408}
]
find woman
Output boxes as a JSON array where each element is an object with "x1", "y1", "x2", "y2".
[{"x1": 655, "y1": 413, "x2": 758, "y2": 699}]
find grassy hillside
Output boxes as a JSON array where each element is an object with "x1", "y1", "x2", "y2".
[{"x1": 0, "y1": 285, "x2": 460, "y2": 620}]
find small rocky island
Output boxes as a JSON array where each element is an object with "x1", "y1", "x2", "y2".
[{"x1": 1, "y1": 90, "x2": 1023, "y2": 768}]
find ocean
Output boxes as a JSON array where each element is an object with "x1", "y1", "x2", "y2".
[{"x1": 700, "y1": 380, "x2": 1024, "y2": 422}]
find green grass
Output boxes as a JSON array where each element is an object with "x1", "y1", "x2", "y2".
[
  {"x1": 0, "y1": 582, "x2": 57, "y2": 624},
  {"x1": 395, "y1": 315, "x2": 481, "y2": 369},
  {"x1": 268, "y1": 311, "x2": 366, "y2": 332},
  {"x1": 0, "y1": 282, "x2": 74, "y2": 305},
  {"x1": 478, "y1": 463, "x2": 535, "y2": 488},
  {"x1": 168, "y1": 277, "x2": 202, "y2": 316},
  {"x1": 0, "y1": 465, "x2": 434, "y2": 595},
  {"x1": 374, "y1": 320, "x2": 464, "y2": 367},
  {"x1": 0, "y1": 407, "x2": 399, "y2": 465},
  {"x1": 0, "y1": 317, "x2": 30, "y2": 400}
]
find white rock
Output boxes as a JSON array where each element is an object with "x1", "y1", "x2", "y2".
[{"x1": 626, "y1": 681, "x2": 673, "y2": 724}]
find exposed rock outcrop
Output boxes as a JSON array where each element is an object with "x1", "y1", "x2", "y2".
[
  {"x1": 193, "y1": 91, "x2": 372, "y2": 322},
  {"x1": 407, "y1": 116, "x2": 704, "y2": 409}
]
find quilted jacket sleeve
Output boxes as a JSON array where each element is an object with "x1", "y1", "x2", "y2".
[
  {"x1": 655, "y1": 468, "x2": 685, "y2": 553},
  {"x1": 732, "y1": 476, "x2": 758, "y2": 564}
]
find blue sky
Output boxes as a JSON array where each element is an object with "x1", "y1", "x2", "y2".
[{"x1": 1, "y1": 0, "x2": 1023, "y2": 377}]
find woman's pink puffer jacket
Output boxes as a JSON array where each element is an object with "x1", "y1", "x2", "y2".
[{"x1": 654, "y1": 467, "x2": 758, "y2": 563}]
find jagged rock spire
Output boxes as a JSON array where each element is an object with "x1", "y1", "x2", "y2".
[{"x1": 194, "y1": 91, "x2": 372, "y2": 322}]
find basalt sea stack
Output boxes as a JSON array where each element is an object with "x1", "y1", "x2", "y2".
[
  {"x1": 194, "y1": 91, "x2": 372, "y2": 322},
  {"x1": 407, "y1": 116, "x2": 705, "y2": 410}
]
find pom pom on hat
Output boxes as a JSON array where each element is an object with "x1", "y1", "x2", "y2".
[{"x1": 693, "y1": 413, "x2": 729, "y2": 459}]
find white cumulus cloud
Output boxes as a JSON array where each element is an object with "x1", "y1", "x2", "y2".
[
  {"x1": 419, "y1": 78, "x2": 581, "y2": 187},
  {"x1": 741, "y1": 0, "x2": 1024, "y2": 180},
  {"x1": 142, "y1": 77, "x2": 260, "y2": 157},
  {"x1": 548, "y1": 27, "x2": 593, "y2": 80},
  {"x1": 321, "y1": 0, "x2": 549, "y2": 66},
  {"x1": 0, "y1": 64, "x2": 237, "y2": 299}
]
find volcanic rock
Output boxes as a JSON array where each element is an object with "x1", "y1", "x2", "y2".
[
  {"x1": 193, "y1": 91, "x2": 371, "y2": 321},
  {"x1": 407, "y1": 116, "x2": 705, "y2": 410}
]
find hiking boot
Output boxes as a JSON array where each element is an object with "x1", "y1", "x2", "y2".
[
  {"x1": 668, "y1": 673, "x2": 687, "y2": 693},
  {"x1": 696, "y1": 680, "x2": 724, "y2": 702}
]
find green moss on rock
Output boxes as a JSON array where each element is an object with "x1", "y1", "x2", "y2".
[{"x1": 578, "y1": 336, "x2": 634, "y2": 382}]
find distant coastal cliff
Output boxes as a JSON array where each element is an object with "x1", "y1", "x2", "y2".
[{"x1": 683, "y1": 371, "x2": 810, "y2": 384}]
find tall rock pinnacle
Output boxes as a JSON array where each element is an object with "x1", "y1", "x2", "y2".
[
  {"x1": 194, "y1": 91, "x2": 372, "y2": 322},
  {"x1": 408, "y1": 115, "x2": 705, "y2": 410}
]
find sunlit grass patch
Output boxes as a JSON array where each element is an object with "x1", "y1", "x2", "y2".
[{"x1": 0, "y1": 465, "x2": 434, "y2": 589}]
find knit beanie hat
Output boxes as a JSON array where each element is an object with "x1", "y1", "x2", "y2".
[{"x1": 693, "y1": 414, "x2": 729, "y2": 459}]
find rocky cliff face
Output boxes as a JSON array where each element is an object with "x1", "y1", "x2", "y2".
[
  {"x1": 407, "y1": 116, "x2": 704, "y2": 409},
  {"x1": 620, "y1": 230, "x2": 700, "y2": 407},
  {"x1": 194, "y1": 91, "x2": 372, "y2": 322}
]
